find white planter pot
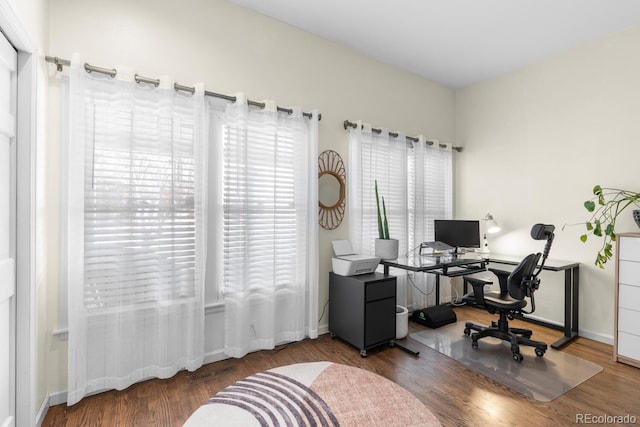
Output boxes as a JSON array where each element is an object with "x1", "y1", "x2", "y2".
[{"x1": 375, "y1": 238, "x2": 399, "y2": 260}]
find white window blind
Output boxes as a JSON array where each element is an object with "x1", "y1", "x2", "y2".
[
  {"x1": 352, "y1": 129, "x2": 409, "y2": 256},
  {"x1": 348, "y1": 126, "x2": 452, "y2": 309},
  {"x1": 213, "y1": 100, "x2": 319, "y2": 359},
  {"x1": 222, "y1": 121, "x2": 299, "y2": 291},
  {"x1": 409, "y1": 140, "x2": 453, "y2": 248},
  {"x1": 84, "y1": 100, "x2": 199, "y2": 309}
]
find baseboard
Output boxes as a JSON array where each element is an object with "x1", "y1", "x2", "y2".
[
  {"x1": 203, "y1": 349, "x2": 228, "y2": 365},
  {"x1": 318, "y1": 322, "x2": 329, "y2": 335},
  {"x1": 579, "y1": 329, "x2": 614, "y2": 345},
  {"x1": 35, "y1": 395, "x2": 48, "y2": 427},
  {"x1": 523, "y1": 314, "x2": 614, "y2": 345},
  {"x1": 35, "y1": 390, "x2": 67, "y2": 427},
  {"x1": 48, "y1": 390, "x2": 68, "y2": 406}
]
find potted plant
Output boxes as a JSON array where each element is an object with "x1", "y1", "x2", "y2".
[
  {"x1": 576, "y1": 185, "x2": 640, "y2": 268},
  {"x1": 374, "y1": 180, "x2": 399, "y2": 260}
]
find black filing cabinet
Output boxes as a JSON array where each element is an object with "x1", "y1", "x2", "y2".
[{"x1": 329, "y1": 272, "x2": 396, "y2": 356}]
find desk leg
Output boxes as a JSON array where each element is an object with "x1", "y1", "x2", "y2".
[
  {"x1": 392, "y1": 341, "x2": 420, "y2": 356},
  {"x1": 551, "y1": 266, "x2": 579, "y2": 349},
  {"x1": 382, "y1": 265, "x2": 419, "y2": 356},
  {"x1": 435, "y1": 275, "x2": 440, "y2": 306}
]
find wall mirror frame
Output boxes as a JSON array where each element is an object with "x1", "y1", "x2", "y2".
[{"x1": 318, "y1": 150, "x2": 346, "y2": 230}]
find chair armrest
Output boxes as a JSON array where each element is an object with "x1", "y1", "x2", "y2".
[
  {"x1": 463, "y1": 276, "x2": 493, "y2": 306},
  {"x1": 488, "y1": 268, "x2": 510, "y2": 277},
  {"x1": 488, "y1": 268, "x2": 510, "y2": 293}
]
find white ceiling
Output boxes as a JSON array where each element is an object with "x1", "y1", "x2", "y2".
[{"x1": 229, "y1": 0, "x2": 640, "y2": 88}]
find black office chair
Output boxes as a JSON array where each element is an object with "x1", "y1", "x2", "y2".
[{"x1": 461, "y1": 224, "x2": 555, "y2": 362}]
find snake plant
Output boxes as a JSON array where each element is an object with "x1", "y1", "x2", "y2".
[{"x1": 375, "y1": 180, "x2": 390, "y2": 239}]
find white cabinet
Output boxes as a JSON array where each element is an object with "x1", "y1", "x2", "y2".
[{"x1": 614, "y1": 233, "x2": 640, "y2": 368}]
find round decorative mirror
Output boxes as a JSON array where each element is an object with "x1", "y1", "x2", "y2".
[{"x1": 318, "y1": 150, "x2": 346, "y2": 230}]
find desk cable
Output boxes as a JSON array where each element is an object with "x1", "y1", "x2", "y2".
[
  {"x1": 403, "y1": 243, "x2": 423, "y2": 258},
  {"x1": 407, "y1": 272, "x2": 435, "y2": 297},
  {"x1": 449, "y1": 280, "x2": 467, "y2": 307}
]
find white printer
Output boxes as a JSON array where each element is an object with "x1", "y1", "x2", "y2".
[{"x1": 331, "y1": 240, "x2": 380, "y2": 276}]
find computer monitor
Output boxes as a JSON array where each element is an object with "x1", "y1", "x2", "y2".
[{"x1": 434, "y1": 219, "x2": 481, "y2": 250}]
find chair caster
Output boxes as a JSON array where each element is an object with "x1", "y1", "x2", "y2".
[
  {"x1": 535, "y1": 348, "x2": 546, "y2": 357},
  {"x1": 512, "y1": 352, "x2": 524, "y2": 362},
  {"x1": 464, "y1": 327, "x2": 471, "y2": 336},
  {"x1": 471, "y1": 332, "x2": 479, "y2": 349}
]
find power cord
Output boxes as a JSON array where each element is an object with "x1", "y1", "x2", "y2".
[
  {"x1": 403, "y1": 243, "x2": 423, "y2": 258},
  {"x1": 449, "y1": 278, "x2": 467, "y2": 307},
  {"x1": 318, "y1": 299, "x2": 329, "y2": 324},
  {"x1": 407, "y1": 272, "x2": 434, "y2": 296}
]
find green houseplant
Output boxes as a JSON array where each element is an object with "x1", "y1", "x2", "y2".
[
  {"x1": 578, "y1": 185, "x2": 640, "y2": 268},
  {"x1": 374, "y1": 180, "x2": 398, "y2": 259},
  {"x1": 375, "y1": 180, "x2": 390, "y2": 240}
]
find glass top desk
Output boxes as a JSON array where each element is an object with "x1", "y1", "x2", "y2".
[
  {"x1": 380, "y1": 252, "x2": 579, "y2": 349},
  {"x1": 381, "y1": 252, "x2": 487, "y2": 278},
  {"x1": 381, "y1": 252, "x2": 488, "y2": 306},
  {"x1": 380, "y1": 252, "x2": 487, "y2": 358}
]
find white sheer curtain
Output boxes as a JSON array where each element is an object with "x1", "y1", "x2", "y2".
[
  {"x1": 410, "y1": 136, "x2": 453, "y2": 244},
  {"x1": 211, "y1": 94, "x2": 319, "y2": 358},
  {"x1": 349, "y1": 123, "x2": 408, "y2": 256},
  {"x1": 408, "y1": 136, "x2": 453, "y2": 308},
  {"x1": 348, "y1": 124, "x2": 452, "y2": 309},
  {"x1": 62, "y1": 55, "x2": 207, "y2": 405}
]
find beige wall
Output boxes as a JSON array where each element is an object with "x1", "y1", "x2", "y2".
[
  {"x1": 455, "y1": 25, "x2": 640, "y2": 342},
  {"x1": 46, "y1": 0, "x2": 455, "y2": 395},
  {"x1": 44, "y1": 0, "x2": 639, "y2": 401},
  {"x1": 7, "y1": 0, "x2": 47, "y2": 45}
]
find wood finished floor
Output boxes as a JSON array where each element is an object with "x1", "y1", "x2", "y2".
[{"x1": 43, "y1": 306, "x2": 640, "y2": 426}]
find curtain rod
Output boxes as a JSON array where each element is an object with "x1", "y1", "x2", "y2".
[
  {"x1": 343, "y1": 120, "x2": 462, "y2": 152},
  {"x1": 45, "y1": 56, "x2": 321, "y2": 121}
]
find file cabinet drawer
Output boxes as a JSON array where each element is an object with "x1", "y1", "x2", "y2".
[
  {"x1": 618, "y1": 307, "x2": 640, "y2": 334},
  {"x1": 620, "y1": 236, "x2": 640, "y2": 262},
  {"x1": 618, "y1": 284, "x2": 640, "y2": 312},
  {"x1": 618, "y1": 331, "x2": 640, "y2": 362},
  {"x1": 618, "y1": 260, "x2": 640, "y2": 287},
  {"x1": 366, "y1": 279, "x2": 395, "y2": 302}
]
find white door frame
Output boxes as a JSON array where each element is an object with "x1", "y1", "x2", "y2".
[{"x1": 0, "y1": 2, "x2": 37, "y2": 426}]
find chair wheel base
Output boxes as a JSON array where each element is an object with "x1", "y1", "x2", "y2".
[{"x1": 464, "y1": 320, "x2": 547, "y2": 362}]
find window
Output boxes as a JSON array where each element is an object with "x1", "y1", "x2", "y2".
[
  {"x1": 210, "y1": 100, "x2": 319, "y2": 358},
  {"x1": 221, "y1": 121, "x2": 300, "y2": 293},
  {"x1": 84, "y1": 113, "x2": 199, "y2": 309},
  {"x1": 61, "y1": 75, "x2": 208, "y2": 316},
  {"x1": 348, "y1": 127, "x2": 452, "y2": 308}
]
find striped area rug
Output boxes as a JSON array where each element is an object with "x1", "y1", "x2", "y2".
[{"x1": 183, "y1": 361, "x2": 441, "y2": 427}]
